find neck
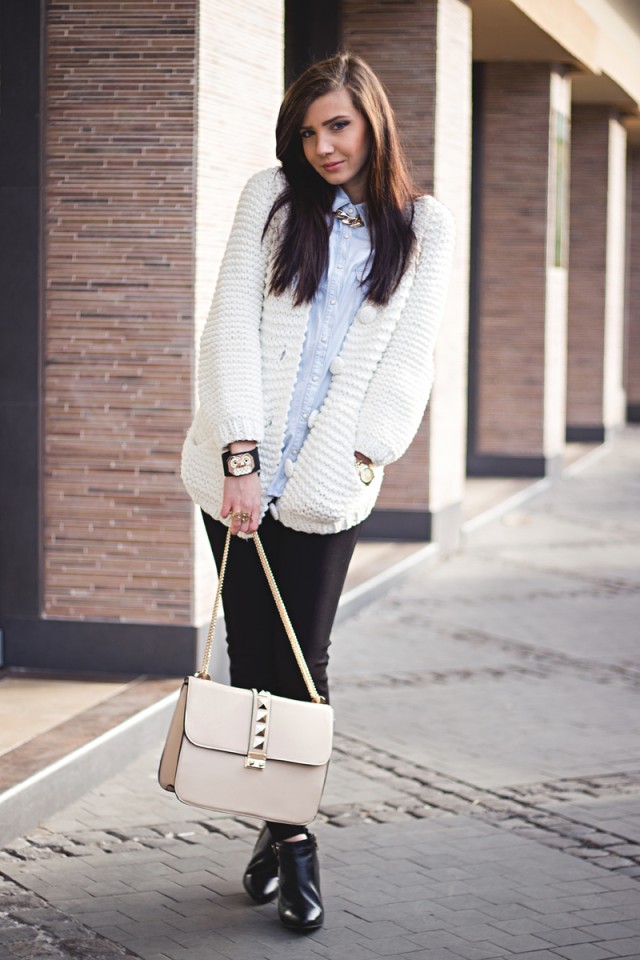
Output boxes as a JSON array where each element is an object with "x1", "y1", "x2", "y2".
[{"x1": 343, "y1": 186, "x2": 366, "y2": 204}]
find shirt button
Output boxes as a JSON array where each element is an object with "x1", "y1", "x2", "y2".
[
  {"x1": 321, "y1": 336, "x2": 328, "y2": 344},
  {"x1": 343, "y1": 232, "x2": 349, "y2": 239},
  {"x1": 330, "y1": 299, "x2": 336, "y2": 306},
  {"x1": 311, "y1": 375, "x2": 318, "y2": 383},
  {"x1": 348, "y1": 208, "x2": 354, "y2": 214},
  {"x1": 337, "y1": 263, "x2": 343, "y2": 269}
]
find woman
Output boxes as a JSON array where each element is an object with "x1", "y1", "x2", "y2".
[{"x1": 180, "y1": 52, "x2": 455, "y2": 931}]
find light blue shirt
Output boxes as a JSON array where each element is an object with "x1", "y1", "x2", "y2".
[{"x1": 267, "y1": 187, "x2": 372, "y2": 499}]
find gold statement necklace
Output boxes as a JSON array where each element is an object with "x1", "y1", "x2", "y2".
[{"x1": 334, "y1": 208, "x2": 365, "y2": 228}]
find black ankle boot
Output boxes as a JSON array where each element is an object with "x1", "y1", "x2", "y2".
[
  {"x1": 276, "y1": 833, "x2": 324, "y2": 931},
  {"x1": 243, "y1": 825, "x2": 279, "y2": 903}
]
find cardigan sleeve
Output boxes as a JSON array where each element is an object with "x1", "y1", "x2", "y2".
[
  {"x1": 197, "y1": 168, "x2": 282, "y2": 448},
  {"x1": 354, "y1": 197, "x2": 455, "y2": 467}
]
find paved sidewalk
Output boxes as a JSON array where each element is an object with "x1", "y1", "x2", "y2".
[{"x1": 2, "y1": 428, "x2": 640, "y2": 960}]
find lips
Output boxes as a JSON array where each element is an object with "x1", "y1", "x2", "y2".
[{"x1": 322, "y1": 161, "x2": 344, "y2": 172}]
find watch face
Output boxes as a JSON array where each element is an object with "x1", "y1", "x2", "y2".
[
  {"x1": 228, "y1": 453, "x2": 255, "y2": 476},
  {"x1": 357, "y1": 462, "x2": 374, "y2": 485}
]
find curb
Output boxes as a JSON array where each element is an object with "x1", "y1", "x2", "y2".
[{"x1": 0, "y1": 692, "x2": 178, "y2": 848}]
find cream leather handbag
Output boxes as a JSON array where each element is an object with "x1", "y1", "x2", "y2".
[{"x1": 158, "y1": 527, "x2": 334, "y2": 825}]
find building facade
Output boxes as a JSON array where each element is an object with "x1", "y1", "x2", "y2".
[{"x1": 1, "y1": 0, "x2": 639, "y2": 675}]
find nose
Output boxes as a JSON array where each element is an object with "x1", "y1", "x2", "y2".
[{"x1": 316, "y1": 132, "x2": 334, "y2": 157}]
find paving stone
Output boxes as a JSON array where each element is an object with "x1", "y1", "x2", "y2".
[
  {"x1": 602, "y1": 939, "x2": 640, "y2": 957},
  {"x1": 407, "y1": 949, "x2": 501, "y2": 960},
  {"x1": 575, "y1": 923, "x2": 639, "y2": 942},
  {"x1": 555, "y1": 947, "x2": 620, "y2": 959},
  {"x1": 360, "y1": 937, "x2": 425, "y2": 956},
  {"x1": 508, "y1": 954, "x2": 565, "y2": 960}
]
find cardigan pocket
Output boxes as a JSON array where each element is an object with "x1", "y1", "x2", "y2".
[{"x1": 280, "y1": 419, "x2": 383, "y2": 527}]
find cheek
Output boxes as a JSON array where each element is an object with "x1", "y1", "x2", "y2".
[
  {"x1": 349, "y1": 127, "x2": 369, "y2": 162},
  {"x1": 302, "y1": 138, "x2": 314, "y2": 162},
  {"x1": 360, "y1": 129, "x2": 372, "y2": 160}
]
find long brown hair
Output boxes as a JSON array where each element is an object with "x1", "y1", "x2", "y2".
[{"x1": 264, "y1": 52, "x2": 418, "y2": 306}]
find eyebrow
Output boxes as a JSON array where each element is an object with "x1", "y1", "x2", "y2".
[{"x1": 299, "y1": 114, "x2": 351, "y2": 131}]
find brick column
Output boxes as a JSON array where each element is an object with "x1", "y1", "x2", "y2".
[
  {"x1": 469, "y1": 63, "x2": 570, "y2": 477},
  {"x1": 6, "y1": 0, "x2": 283, "y2": 675},
  {"x1": 567, "y1": 106, "x2": 627, "y2": 440},
  {"x1": 343, "y1": 0, "x2": 472, "y2": 546},
  {"x1": 627, "y1": 147, "x2": 640, "y2": 422}
]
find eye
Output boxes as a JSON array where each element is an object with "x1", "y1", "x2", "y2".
[
  {"x1": 332, "y1": 120, "x2": 350, "y2": 131},
  {"x1": 300, "y1": 129, "x2": 314, "y2": 139}
]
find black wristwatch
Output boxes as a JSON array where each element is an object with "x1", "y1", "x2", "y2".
[{"x1": 222, "y1": 446, "x2": 261, "y2": 477}]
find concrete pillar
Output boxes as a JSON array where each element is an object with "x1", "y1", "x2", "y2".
[
  {"x1": 567, "y1": 106, "x2": 627, "y2": 440},
  {"x1": 469, "y1": 63, "x2": 570, "y2": 477},
  {"x1": 192, "y1": 0, "x2": 284, "y2": 628},
  {"x1": 627, "y1": 147, "x2": 640, "y2": 422},
  {"x1": 343, "y1": 0, "x2": 472, "y2": 547}
]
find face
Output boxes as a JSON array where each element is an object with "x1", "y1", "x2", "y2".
[{"x1": 300, "y1": 87, "x2": 371, "y2": 204}]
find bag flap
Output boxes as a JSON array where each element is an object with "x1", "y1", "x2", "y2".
[{"x1": 183, "y1": 677, "x2": 334, "y2": 766}]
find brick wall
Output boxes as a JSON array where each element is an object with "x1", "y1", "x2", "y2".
[
  {"x1": 627, "y1": 148, "x2": 640, "y2": 412},
  {"x1": 343, "y1": 0, "x2": 470, "y2": 526},
  {"x1": 343, "y1": 0, "x2": 436, "y2": 513},
  {"x1": 343, "y1": 0, "x2": 436, "y2": 195},
  {"x1": 567, "y1": 107, "x2": 608, "y2": 427},
  {"x1": 474, "y1": 63, "x2": 563, "y2": 460},
  {"x1": 567, "y1": 106, "x2": 627, "y2": 432},
  {"x1": 43, "y1": 0, "x2": 284, "y2": 628},
  {"x1": 43, "y1": 0, "x2": 197, "y2": 624}
]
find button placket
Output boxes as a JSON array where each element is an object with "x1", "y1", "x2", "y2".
[{"x1": 269, "y1": 198, "x2": 371, "y2": 499}]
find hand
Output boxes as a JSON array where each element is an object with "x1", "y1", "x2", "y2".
[
  {"x1": 221, "y1": 473, "x2": 262, "y2": 535},
  {"x1": 355, "y1": 450, "x2": 372, "y2": 465}
]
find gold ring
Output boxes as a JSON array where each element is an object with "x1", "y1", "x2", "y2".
[{"x1": 231, "y1": 511, "x2": 251, "y2": 523}]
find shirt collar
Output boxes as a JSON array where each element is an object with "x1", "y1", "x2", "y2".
[{"x1": 332, "y1": 186, "x2": 368, "y2": 227}]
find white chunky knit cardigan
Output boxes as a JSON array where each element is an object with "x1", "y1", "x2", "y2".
[{"x1": 181, "y1": 167, "x2": 455, "y2": 535}]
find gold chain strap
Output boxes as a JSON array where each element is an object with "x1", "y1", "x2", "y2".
[
  {"x1": 197, "y1": 527, "x2": 325, "y2": 704},
  {"x1": 197, "y1": 525, "x2": 232, "y2": 684}
]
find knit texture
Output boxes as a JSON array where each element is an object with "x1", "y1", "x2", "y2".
[{"x1": 181, "y1": 167, "x2": 455, "y2": 535}]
